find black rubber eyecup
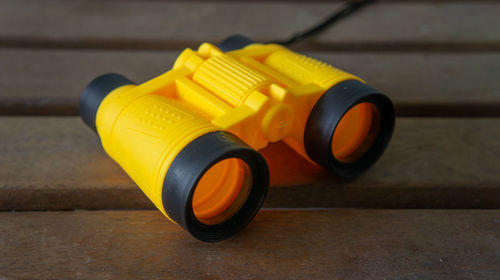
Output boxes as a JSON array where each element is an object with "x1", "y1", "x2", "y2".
[
  {"x1": 162, "y1": 131, "x2": 269, "y2": 242},
  {"x1": 79, "y1": 73, "x2": 135, "y2": 132},
  {"x1": 218, "y1": 35, "x2": 255, "y2": 52},
  {"x1": 304, "y1": 79, "x2": 395, "y2": 178}
]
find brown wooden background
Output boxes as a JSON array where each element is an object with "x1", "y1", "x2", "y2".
[{"x1": 0, "y1": 0, "x2": 499, "y2": 279}]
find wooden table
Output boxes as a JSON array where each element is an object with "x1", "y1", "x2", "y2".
[{"x1": 0, "y1": 0, "x2": 499, "y2": 279}]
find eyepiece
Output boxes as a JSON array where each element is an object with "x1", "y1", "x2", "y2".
[
  {"x1": 162, "y1": 131, "x2": 269, "y2": 242},
  {"x1": 304, "y1": 80, "x2": 395, "y2": 178},
  {"x1": 79, "y1": 73, "x2": 135, "y2": 132},
  {"x1": 218, "y1": 35, "x2": 255, "y2": 52}
]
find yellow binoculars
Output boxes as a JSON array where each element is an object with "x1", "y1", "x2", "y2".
[{"x1": 80, "y1": 35, "x2": 395, "y2": 241}]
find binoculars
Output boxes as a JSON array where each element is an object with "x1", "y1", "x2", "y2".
[{"x1": 80, "y1": 35, "x2": 395, "y2": 242}]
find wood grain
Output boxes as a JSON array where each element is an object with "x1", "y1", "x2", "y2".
[
  {"x1": 0, "y1": 209, "x2": 498, "y2": 279},
  {"x1": 0, "y1": 117, "x2": 499, "y2": 210},
  {"x1": 2, "y1": 49, "x2": 500, "y2": 117},
  {"x1": 0, "y1": 1, "x2": 499, "y2": 50}
]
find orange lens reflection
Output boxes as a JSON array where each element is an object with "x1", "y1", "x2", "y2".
[
  {"x1": 192, "y1": 158, "x2": 252, "y2": 225},
  {"x1": 331, "y1": 103, "x2": 380, "y2": 163}
]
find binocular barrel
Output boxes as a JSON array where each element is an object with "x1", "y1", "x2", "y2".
[{"x1": 80, "y1": 35, "x2": 395, "y2": 241}]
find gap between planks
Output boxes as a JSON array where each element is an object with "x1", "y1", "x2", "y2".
[{"x1": 3, "y1": 39, "x2": 500, "y2": 53}]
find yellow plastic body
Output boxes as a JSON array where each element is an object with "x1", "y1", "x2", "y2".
[{"x1": 95, "y1": 42, "x2": 362, "y2": 220}]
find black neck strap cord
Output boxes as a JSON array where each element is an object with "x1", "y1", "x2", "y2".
[{"x1": 267, "y1": 0, "x2": 377, "y2": 46}]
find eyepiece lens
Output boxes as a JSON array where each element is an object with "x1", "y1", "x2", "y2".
[
  {"x1": 192, "y1": 158, "x2": 252, "y2": 225},
  {"x1": 331, "y1": 102, "x2": 381, "y2": 163}
]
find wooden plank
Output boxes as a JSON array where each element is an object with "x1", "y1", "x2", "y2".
[
  {"x1": 55, "y1": 1, "x2": 500, "y2": 2},
  {"x1": 2, "y1": 49, "x2": 500, "y2": 117},
  {"x1": 0, "y1": 1, "x2": 499, "y2": 51},
  {"x1": 0, "y1": 209, "x2": 498, "y2": 279},
  {"x1": 0, "y1": 117, "x2": 499, "y2": 210}
]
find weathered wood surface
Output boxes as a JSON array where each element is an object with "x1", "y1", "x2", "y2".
[
  {"x1": 1, "y1": 1, "x2": 499, "y2": 51},
  {"x1": 0, "y1": 0, "x2": 498, "y2": 279},
  {"x1": 1, "y1": 117, "x2": 499, "y2": 210},
  {"x1": 2, "y1": 49, "x2": 500, "y2": 117},
  {"x1": 0, "y1": 209, "x2": 498, "y2": 279}
]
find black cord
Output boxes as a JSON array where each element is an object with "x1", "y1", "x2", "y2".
[{"x1": 268, "y1": 0, "x2": 377, "y2": 46}]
